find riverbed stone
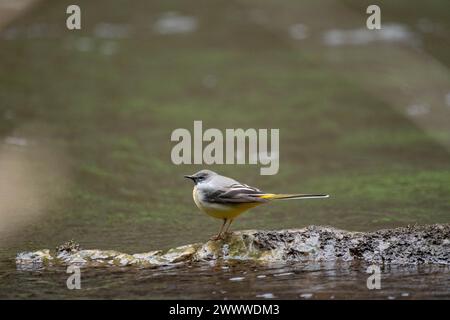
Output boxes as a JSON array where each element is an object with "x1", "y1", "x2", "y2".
[{"x1": 16, "y1": 224, "x2": 449, "y2": 270}]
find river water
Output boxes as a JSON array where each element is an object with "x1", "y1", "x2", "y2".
[{"x1": 0, "y1": 0, "x2": 449, "y2": 299}]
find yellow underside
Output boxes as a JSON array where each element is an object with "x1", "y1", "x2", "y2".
[{"x1": 203, "y1": 202, "x2": 264, "y2": 220}]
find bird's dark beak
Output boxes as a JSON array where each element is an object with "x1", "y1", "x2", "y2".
[{"x1": 184, "y1": 175, "x2": 195, "y2": 181}]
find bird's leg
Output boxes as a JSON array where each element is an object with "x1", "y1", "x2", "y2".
[
  {"x1": 210, "y1": 219, "x2": 227, "y2": 241},
  {"x1": 223, "y1": 219, "x2": 234, "y2": 236}
]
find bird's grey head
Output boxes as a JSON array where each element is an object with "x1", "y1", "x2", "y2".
[{"x1": 184, "y1": 170, "x2": 217, "y2": 185}]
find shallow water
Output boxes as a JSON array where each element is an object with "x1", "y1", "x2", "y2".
[
  {"x1": 0, "y1": 0, "x2": 449, "y2": 299},
  {"x1": 2, "y1": 260, "x2": 449, "y2": 299}
]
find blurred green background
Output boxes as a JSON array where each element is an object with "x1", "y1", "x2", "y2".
[{"x1": 0, "y1": 0, "x2": 449, "y2": 258}]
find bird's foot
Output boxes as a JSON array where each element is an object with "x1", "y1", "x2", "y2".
[
  {"x1": 209, "y1": 234, "x2": 223, "y2": 241},
  {"x1": 210, "y1": 231, "x2": 234, "y2": 241}
]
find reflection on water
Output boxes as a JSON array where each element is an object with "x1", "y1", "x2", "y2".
[
  {"x1": 153, "y1": 12, "x2": 198, "y2": 35},
  {"x1": 288, "y1": 24, "x2": 309, "y2": 40},
  {"x1": 1, "y1": 261, "x2": 448, "y2": 299},
  {"x1": 93, "y1": 23, "x2": 131, "y2": 39},
  {"x1": 322, "y1": 24, "x2": 416, "y2": 46}
]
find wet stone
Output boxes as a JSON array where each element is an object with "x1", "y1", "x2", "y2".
[{"x1": 16, "y1": 224, "x2": 449, "y2": 270}]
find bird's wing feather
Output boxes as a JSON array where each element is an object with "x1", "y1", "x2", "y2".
[{"x1": 204, "y1": 183, "x2": 268, "y2": 204}]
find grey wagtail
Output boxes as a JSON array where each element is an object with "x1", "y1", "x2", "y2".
[{"x1": 184, "y1": 170, "x2": 329, "y2": 239}]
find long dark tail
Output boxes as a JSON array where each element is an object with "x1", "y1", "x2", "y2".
[{"x1": 257, "y1": 193, "x2": 330, "y2": 200}]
